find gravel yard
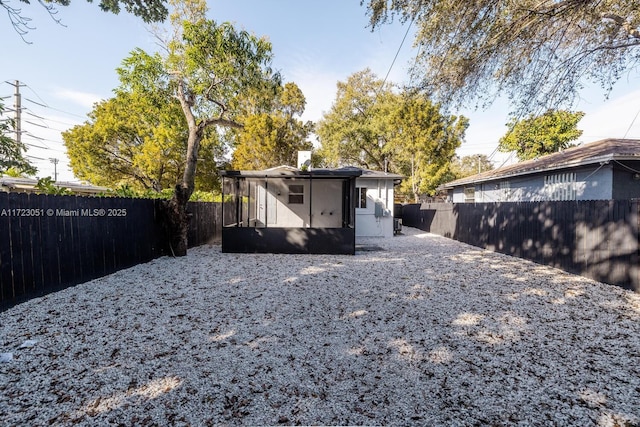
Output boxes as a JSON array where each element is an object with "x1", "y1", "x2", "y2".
[{"x1": 1, "y1": 227, "x2": 640, "y2": 426}]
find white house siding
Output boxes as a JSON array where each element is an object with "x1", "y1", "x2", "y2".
[
  {"x1": 355, "y1": 177, "x2": 395, "y2": 238},
  {"x1": 451, "y1": 165, "x2": 613, "y2": 203},
  {"x1": 310, "y1": 180, "x2": 344, "y2": 228},
  {"x1": 255, "y1": 179, "x2": 344, "y2": 228}
]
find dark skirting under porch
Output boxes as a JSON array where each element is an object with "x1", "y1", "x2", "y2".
[{"x1": 222, "y1": 227, "x2": 356, "y2": 255}]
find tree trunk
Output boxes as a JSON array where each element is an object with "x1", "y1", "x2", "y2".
[
  {"x1": 167, "y1": 77, "x2": 243, "y2": 256},
  {"x1": 163, "y1": 124, "x2": 202, "y2": 256},
  {"x1": 163, "y1": 183, "x2": 192, "y2": 256}
]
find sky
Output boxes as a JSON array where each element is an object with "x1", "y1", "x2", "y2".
[{"x1": 2, "y1": 0, "x2": 640, "y2": 182}]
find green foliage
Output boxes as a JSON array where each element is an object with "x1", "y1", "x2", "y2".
[
  {"x1": 35, "y1": 177, "x2": 72, "y2": 195},
  {"x1": 169, "y1": 18, "x2": 281, "y2": 125},
  {"x1": 231, "y1": 82, "x2": 314, "y2": 170},
  {"x1": 387, "y1": 93, "x2": 468, "y2": 200},
  {"x1": 102, "y1": 185, "x2": 218, "y2": 201},
  {"x1": 445, "y1": 155, "x2": 494, "y2": 182},
  {"x1": 0, "y1": 102, "x2": 37, "y2": 176},
  {"x1": 15, "y1": 0, "x2": 167, "y2": 24},
  {"x1": 3, "y1": 167, "x2": 26, "y2": 178},
  {"x1": 189, "y1": 190, "x2": 215, "y2": 202},
  {"x1": 160, "y1": 2, "x2": 282, "y2": 214},
  {"x1": 88, "y1": 0, "x2": 168, "y2": 23},
  {"x1": 7, "y1": 0, "x2": 167, "y2": 43},
  {"x1": 317, "y1": 69, "x2": 468, "y2": 200},
  {"x1": 106, "y1": 184, "x2": 173, "y2": 199},
  {"x1": 112, "y1": 184, "x2": 142, "y2": 198},
  {"x1": 63, "y1": 50, "x2": 222, "y2": 193},
  {"x1": 364, "y1": 0, "x2": 640, "y2": 114},
  {"x1": 499, "y1": 110, "x2": 585, "y2": 161},
  {"x1": 316, "y1": 69, "x2": 389, "y2": 170},
  {"x1": 61, "y1": 0, "x2": 281, "y2": 255}
]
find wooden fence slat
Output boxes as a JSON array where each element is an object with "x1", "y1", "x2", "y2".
[
  {"x1": 0, "y1": 192, "x2": 13, "y2": 304},
  {"x1": 1, "y1": 195, "x2": 221, "y2": 311},
  {"x1": 9, "y1": 193, "x2": 24, "y2": 299}
]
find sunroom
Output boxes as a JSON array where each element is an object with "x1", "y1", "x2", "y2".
[{"x1": 220, "y1": 166, "x2": 362, "y2": 254}]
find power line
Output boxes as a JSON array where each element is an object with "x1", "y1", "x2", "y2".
[
  {"x1": 622, "y1": 105, "x2": 640, "y2": 139},
  {"x1": 24, "y1": 110, "x2": 47, "y2": 120},
  {"x1": 25, "y1": 142, "x2": 49, "y2": 150},
  {"x1": 23, "y1": 83, "x2": 52, "y2": 108},
  {"x1": 24, "y1": 98, "x2": 86, "y2": 119},
  {"x1": 24, "y1": 97, "x2": 48, "y2": 108},
  {"x1": 26, "y1": 111, "x2": 79, "y2": 127},
  {"x1": 379, "y1": 18, "x2": 414, "y2": 91},
  {"x1": 24, "y1": 120, "x2": 49, "y2": 129}
]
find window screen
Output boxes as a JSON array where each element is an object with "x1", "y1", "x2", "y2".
[
  {"x1": 288, "y1": 184, "x2": 304, "y2": 204},
  {"x1": 356, "y1": 187, "x2": 367, "y2": 208},
  {"x1": 464, "y1": 186, "x2": 475, "y2": 203}
]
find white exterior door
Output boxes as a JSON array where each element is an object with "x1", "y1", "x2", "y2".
[{"x1": 257, "y1": 185, "x2": 277, "y2": 226}]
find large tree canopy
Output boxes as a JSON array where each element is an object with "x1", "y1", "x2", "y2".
[
  {"x1": 364, "y1": 0, "x2": 640, "y2": 114},
  {"x1": 445, "y1": 155, "x2": 494, "y2": 182},
  {"x1": 231, "y1": 82, "x2": 314, "y2": 170},
  {"x1": 62, "y1": 71, "x2": 221, "y2": 192},
  {"x1": 149, "y1": 0, "x2": 280, "y2": 255},
  {"x1": 317, "y1": 69, "x2": 467, "y2": 201},
  {"x1": 387, "y1": 93, "x2": 468, "y2": 200},
  {"x1": 316, "y1": 69, "x2": 392, "y2": 171},
  {"x1": 499, "y1": 110, "x2": 585, "y2": 161}
]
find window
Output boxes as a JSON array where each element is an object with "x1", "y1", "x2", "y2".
[
  {"x1": 499, "y1": 181, "x2": 511, "y2": 201},
  {"x1": 464, "y1": 186, "x2": 475, "y2": 203},
  {"x1": 356, "y1": 187, "x2": 367, "y2": 208},
  {"x1": 544, "y1": 173, "x2": 576, "y2": 201},
  {"x1": 288, "y1": 184, "x2": 304, "y2": 204}
]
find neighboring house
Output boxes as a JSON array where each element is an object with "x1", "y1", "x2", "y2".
[
  {"x1": 219, "y1": 166, "x2": 403, "y2": 254},
  {"x1": 439, "y1": 138, "x2": 640, "y2": 202},
  {"x1": 0, "y1": 177, "x2": 109, "y2": 195}
]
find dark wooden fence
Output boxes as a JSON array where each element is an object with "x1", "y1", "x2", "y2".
[
  {"x1": 0, "y1": 193, "x2": 221, "y2": 310},
  {"x1": 401, "y1": 201, "x2": 640, "y2": 292}
]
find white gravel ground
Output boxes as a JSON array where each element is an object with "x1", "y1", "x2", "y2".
[{"x1": 1, "y1": 227, "x2": 640, "y2": 426}]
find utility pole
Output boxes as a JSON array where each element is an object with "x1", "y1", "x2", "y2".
[
  {"x1": 49, "y1": 158, "x2": 59, "y2": 181},
  {"x1": 7, "y1": 80, "x2": 24, "y2": 145}
]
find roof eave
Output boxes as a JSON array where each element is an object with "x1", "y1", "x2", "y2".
[{"x1": 440, "y1": 153, "x2": 639, "y2": 189}]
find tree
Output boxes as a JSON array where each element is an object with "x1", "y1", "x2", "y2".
[
  {"x1": 448, "y1": 155, "x2": 494, "y2": 180},
  {"x1": 316, "y1": 69, "x2": 391, "y2": 170},
  {"x1": 154, "y1": 0, "x2": 280, "y2": 255},
  {"x1": 0, "y1": 102, "x2": 36, "y2": 175},
  {"x1": 317, "y1": 69, "x2": 468, "y2": 201},
  {"x1": 387, "y1": 93, "x2": 468, "y2": 201},
  {"x1": 63, "y1": 50, "x2": 222, "y2": 193},
  {"x1": 231, "y1": 82, "x2": 314, "y2": 170},
  {"x1": 363, "y1": 1, "x2": 640, "y2": 114},
  {"x1": 499, "y1": 110, "x2": 585, "y2": 161},
  {"x1": 6, "y1": 0, "x2": 167, "y2": 41}
]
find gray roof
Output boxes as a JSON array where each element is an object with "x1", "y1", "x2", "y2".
[
  {"x1": 440, "y1": 138, "x2": 640, "y2": 189},
  {"x1": 221, "y1": 166, "x2": 362, "y2": 178},
  {"x1": 221, "y1": 166, "x2": 404, "y2": 180},
  {"x1": 335, "y1": 166, "x2": 404, "y2": 180}
]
